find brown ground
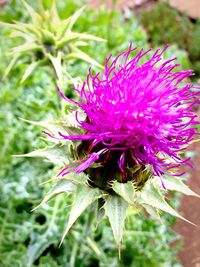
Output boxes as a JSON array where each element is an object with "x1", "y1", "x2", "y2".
[
  {"x1": 161, "y1": 0, "x2": 200, "y2": 19},
  {"x1": 90, "y1": 0, "x2": 200, "y2": 18},
  {"x1": 0, "y1": 0, "x2": 7, "y2": 9}
]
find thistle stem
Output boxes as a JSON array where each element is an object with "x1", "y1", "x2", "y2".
[{"x1": 69, "y1": 206, "x2": 95, "y2": 267}]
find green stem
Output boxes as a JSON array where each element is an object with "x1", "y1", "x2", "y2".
[
  {"x1": 52, "y1": 77, "x2": 61, "y2": 114},
  {"x1": 69, "y1": 206, "x2": 95, "y2": 266},
  {"x1": 69, "y1": 240, "x2": 79, "y2": 267}
]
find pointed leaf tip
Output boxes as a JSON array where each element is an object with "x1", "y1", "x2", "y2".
[
  {"x1": 13, "y1": 145, "x2": 68, "y2": 166},
  {"x1": 21, "y1": 0, "x2": 42, "y2": 25},
  {"x1": 66, "y1": 6, "x2": 86, "y2": 32},
  {"x1": 32, "y1": 180, "x2": 76, "y2": 211},
  {"x1": 139, "y1": 181, "x2": 195, "y2": 225},
  {"x1": 48, "y1": 52, "x2": 63, "y2": 85},
  {"x1": 104, "y1": 195, "x2": 128, "y2": 247},
  {"x1": 112, "y1": 181, "x2": 135, "y2": 205},
  {"x1": 20, "y1": 61, "x2": 42, "y2": 84},
  {"x1": 3, "y1": 55, "x2": 20, "y2": 79},
  {"x1": 60, "y1": 186, "x2": 103, "y2": 244},
  {"x1": 162, "y1": 175, "x2": 200, "y2": 198}
]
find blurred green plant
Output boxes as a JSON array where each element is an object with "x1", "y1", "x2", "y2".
[
  {"x1": 141, "y1": 2, "x2": 200, "y2": 77},
  {"x1": 0, "y1": 0, "x2": 104, "y2": 85},
  {"x1": 0, "y1": 1, "x2": 189, "y2": 266}
]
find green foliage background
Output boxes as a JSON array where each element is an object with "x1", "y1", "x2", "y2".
[
  {"x1": 141, "y1": 2, "x2": 200, "y2": 78},
  {"x1": 0, "y1": 1, "x2": 192, "y2": 266}
]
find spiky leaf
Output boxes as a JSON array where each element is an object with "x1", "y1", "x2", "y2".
[
  {"x1": 11, "y1": 43, "x2": 42, "y2": 54},
  {"x1": 112, "y1": 181, "x2": 135, "y2": 205},
  {"x1": 139, "y1": 181, "x2": 194, "y2": 224},
  {"x1": 56, "y1": 34, "x2": 80, "y2": 49},
  {"x1": 104, "y1": 194, "x2": 128, "y2": 248},
  {"x1": 33, "y1": 180, "x2": 76, "y2": 211},
  {"x1": 20, "y1": 61, "x2": 43, "y2": 84},
  {"x1": 66, "y1": 47, "x2": 103, "y2": 69},
  {"x1": 0, "y1": 2, "x2": 103, "y2": 82},
  {"x1": 142, "y1": 204, "x2": 161, "y2": 221},
  {"x1": 60, "y1": 185, "x2": 103, "y2": 244},
  {"x1": 22, "y1": 0, "x2": 42, "y2": 26},
  {"x1": 48, "y1": 52, "x2": 63, "y2": 84},
  {"x1": 49, "y1": 0, "x2": 60, "y2": 25},
  {"x1": 78, "y1": 33, "x2": 106, "y2": 42},
  {"x1": 28, "y1": 196, "x2": 64, "y2": 266},
  {"x1": 20, "y1": 118, "x2": 80, "y2": 137},
  {"x1": 3, "y1": 55, "x2": 20, "y2": 79},
  {"x1": 66, "y1": 6, "x2": 85, "y2": 32},
  {"x1": 162, "y1": 175, "x2": 200, "y2": 197},
  {"x1": 15, "y1": 145, "x2": 68, "y2": 166},
  {"x1": 12, "y1": 21, "x2": 40, "y2": 35}
]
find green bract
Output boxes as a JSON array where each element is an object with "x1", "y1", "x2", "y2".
[
  {"x1": 0, "y1": 0, "x2": 105, "y2": 85},
  {"x1": 23, "y1": 111, "x2": 199, "y2": 250}
]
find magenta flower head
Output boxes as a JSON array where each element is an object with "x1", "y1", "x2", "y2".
[
  {"x1": 38, "y1": 44, "x2": 200, "y2": 246},
  {"x1": 56, "y1": 44, "x2": 200, "y2": 189}
]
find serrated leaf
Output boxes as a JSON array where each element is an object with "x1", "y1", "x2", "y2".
[
  {"x1": 14, "y1": 145, "x2": 68, "y2": 166},
  {"x1": 96, "y1": 198, "x2": 105, "y2": 224},
  {"x1": 112, "y1": 181, "x2": 135, "y2": 205},
  {"x1": 104, "y1": 195, "x2": 128, "y2": 249},
  {"x1": 162, "y1": 175, "x2": 200, "y2": 197},
  {"x1": 20, "y1": 61, "x2": 42, "y2": 84},
  {"x1": 28, "y1": 235, "x2": 56, "y2": 267},
  {"x1": 20, "y1": 118, "x2": 63, "y2": 131},
  {"x1": 60, "y1": 185, "x2": 103, "y2": 244},
  {"x1": 28, "y1": 196, "x2": 64, "y2": 266},
  {"x1": 139, "y1": 182, "x2": 194, "y2": 224},
  {"x1": 40, "y1": 171, "x2": 89, "y2": 190},
  {"x1": 33, "y1": 180, "x2": 76, "y2": 211},
  {"x1": 10, "y1": 30, "x2": 33, "y2": 40}
]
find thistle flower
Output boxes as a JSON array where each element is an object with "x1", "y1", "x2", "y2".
[
  {"x1": 29, "y1": 45, "x2": 200, "y2": 247},
  {"x1": 57, "y1": 44, "x2": 199, "y2": 189}
]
